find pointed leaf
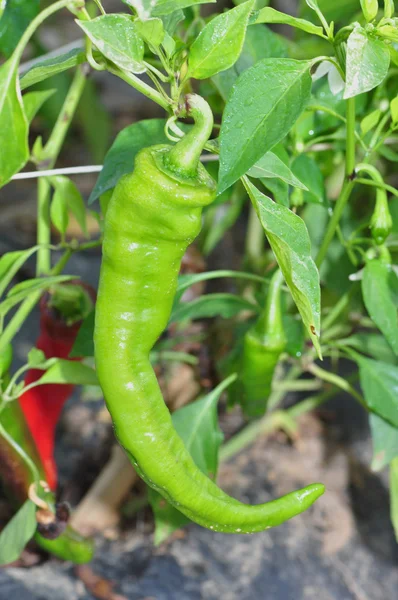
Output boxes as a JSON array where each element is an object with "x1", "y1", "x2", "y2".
[
  {"x1": 362, "y1": 260, "x2": 398, "y2": 356},
  {"x1": 355, "y1": 354, "x2": 398, "y2": 427},
  {"x1": 0, "y1": 57, "x2": 29, "y2": 187},
  {"x1": 20, "y1": 48, "x2": 86, "y2": 90},
  {"x1": 152, "y1": 0, "x2": 215, "y2": 17},
  {"x1": 76, "y1": 14, "x2": 145, "y2": 74},
  {"x1": 188, "y1": 0, "x2": 254, "y2": 80},
  {"x1": 22, "y1": 89, "x2": 56, "y2": 123},
  {"x1": 369, "y1": 412, "x2": 398, "y2": 471},
  {"x1": 0, "y1": 500, "x2": 37, "y2": 566},
  {"x1": 344, "y1": 27, "x2": 390, "y2": 99},
  {"x1": 248, "y1": 151, "x2": 308, "y2": 189},
  {"x1": 245, "y1": 180, "x2": 321, "y2": 355},
  {"x1": 251, "y1": 6, "x2": 324, "y2": 36},
  {"x1": 218, "y1": 58, "x2": 312, "y2": 193}
]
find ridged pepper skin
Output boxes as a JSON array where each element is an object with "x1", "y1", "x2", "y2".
[{"x1": 94, "y1": 140, "x2": 325, "y2": 534}]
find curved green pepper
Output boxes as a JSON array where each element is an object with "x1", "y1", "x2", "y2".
[
  {"x1": 94, "y1": 94, "x2": 324, "y2": 534},
  {"x1": 240, "y1": 269, "x2": 286, "y2": 418}
]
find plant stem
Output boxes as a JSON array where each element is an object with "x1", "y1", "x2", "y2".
[
  {"x1": 315, "y1": 98, "x2": 356, "y2": 268},
  {"x1": 165, "y1": 94, "x2": 214, "y2": 176},
  {"x1": 307, "y1": 363, "x2": 366, "y2": 408},
  {"x1": 322, "y1": 287, "x2": 354, "y2": 331},
  {"x1": 355, "y1": 177, "x2": 398, "y2": 198},
  {"x1": 40, "y1": 66, "x2": 87, "y2": 166},
  {"x1": 0, "y1": 420, "x2": 40, "y2": 484},
  {"x1": 36, "y1": 66, "x2": 87, "y2": 276},
  {"x1": 36, "y1": 178, "x2": 52, "y2": 275},
  {"x1": 108, "y1": 67, "x2": 171, "y2": 111}
]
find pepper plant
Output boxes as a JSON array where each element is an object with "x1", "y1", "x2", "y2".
[{"x1": 1, "y1": 0, "x2": 398, "y2": 562}]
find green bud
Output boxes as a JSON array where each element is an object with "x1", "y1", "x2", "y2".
[
  {"x1": 384, "y1": 0, "x2": 395, "y2": 18},
  {"x1": 378, "y1": 25, "x2": 398, "y2": 41},
  {"x1": 360, "y1": 0, "x2": 379, "y2": 21},
  {"x1": 370, "y1": 190, "x2": 393, "y2": 245}
]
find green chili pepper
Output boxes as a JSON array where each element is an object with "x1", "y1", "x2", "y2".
[
  {"x1": 360, "y1": 0, "x2": 379, "y2": 21},
  {"x1": 94, "y1": 94, "x2": 325, "y2": 534},
  {"x1": 240, "y1": 270, "x2": 286, "y2": 418},
  {"x1": 35, "y1": 527, "x2": 94, "y2": 564},
  {"x1": 370, "y1": 188, "x2": 393, "y2": 245}
]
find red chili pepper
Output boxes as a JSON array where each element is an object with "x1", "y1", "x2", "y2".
[{"x1": 19, "y1": 282, "x2": 95, "y2": 490}]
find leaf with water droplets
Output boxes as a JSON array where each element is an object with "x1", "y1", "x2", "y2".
[
  {"x1": 152, "y1": 0, "x2": 215, "y2": 17},
  {"x1": 188, "y1": 0, "x2": 255, "y2": 80},
  {"x1": 218, "y1": 58, "x2": 312, "y2": 193},
  {"x1": 245, "y1": 179, "x2": 321, "y2": 357},
  {"x1": 76, "y1": 14, "x2": 146, "y2": 74},
  {"x1": 344, "y1": 26, "x2": 390, "y2": 99}
]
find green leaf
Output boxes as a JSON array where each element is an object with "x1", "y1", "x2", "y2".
[
  {"x1": 355, "y1": 354, "x2": 398, "y2": 427},
  {"x1": 245, "y1": 180, "x2": 321, "y2": 355},
  {"x1": 149, "y1": 375, "x2": 234, "y2": 545},
  {"x1": 360, "y1": 108, "x2": 381, "y2": 135},
  {"x1": 188, "y1": 0, "x2": 254, "y2": 80},
  {"x1": 22, "y1": 89, "x2": 56, "y2": 123},
  {"x1": 70, "y1": 310, "x2": 95, "y2": 358},
  {"x1": 283, "y1": 314, "x2": 305, "y2": 358},
  {"x1": 391, "y1": 457, "x2": 398, "y2": 541},
  {"x1": 76, "y1": 14, "x2": 145, "y2": 74},
  {"x1": 251, "y1": 6, "x2": 324, "y2": 36},
  {"x1": 261, "y1": 177, "x2": 289, "y2": 207},
  {"x1": 218, "y1": 59, "x2": 312, "y2": 193},
  {"x1": 120, "y1": 0, "x2": 154, "y2": 18},
  {"x1": 291, "y1": 154, "x2": 325, "y2": 205},
  {"x1": 0, "y1": 500, "x2": 37, "y2": 566},
  {"x1": 0, "y1": 246, "x2": 40, "y2": 297},
  {"x1": 248, "y1": 151, "x2": 308, "y2": 189},
  {"x1": 50, "y1": 176, "x2": 87, "y2": 237},
  {"x1": 359, "y1": 0, "x2": 378, "y2": 21},
  {"x1": 50, "y1": 185, "x2": 68, "y2": 239},
  {"x1": 89, "y1": 119, "x2": 172, "y2": 203},
  {"x1": 35, "y1": 359, "x2": 99, "y2": 386},
  {"x1": 152, "y1": 0, "x2": 215, "y2": 16},
  {"x1": 170, "y1": 293, "x2": 258, "y2": 323},
  {"x1": 344, "y1": 27, "x2": 390, "y2": 99},
  {"x1": 362, "y1": 260, "x2": 398, "y2": 356},
  {"x1": 369, "y1": 412, "x2": 398, "y2": 471},
  {"x1": 27, "y1": 348, "x2": 46, "y2": 367},
  {"x1": 0, "y1": 56, "x2": 29, "y2": 188},
  {"x1": 338, "y1": 333, "x2": 397, "y2": 364},
  {"x1": 0, "y1": 275, "x2": 74, "y2": 317},
  {"x1": 0, "y1": 0, "x2": 40, "y2": 58},
  {"x1": 135, "y1": 17, "x2": 165, "y2": 47},
  {"x1": 20, "y1": 48, "x2": 86, "y2": 90},
  {"x1": 212, "y1": 24, "x2": 288, "y2": 101}
]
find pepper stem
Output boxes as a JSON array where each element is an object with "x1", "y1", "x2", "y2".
[{"x1": 165, "y1": 94, "x2": 214, "y2": 178}]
